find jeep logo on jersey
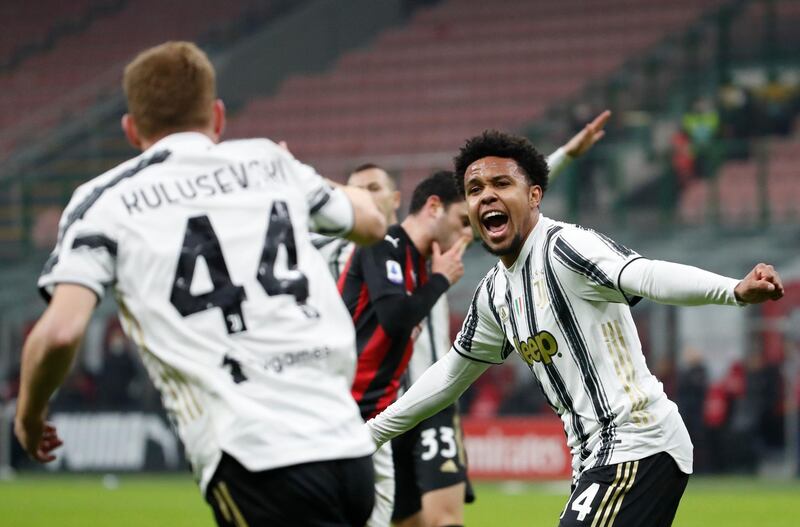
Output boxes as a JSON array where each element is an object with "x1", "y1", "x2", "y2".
[{"x1": 515, "y1": 331, "x2": 559, "y2": 365}]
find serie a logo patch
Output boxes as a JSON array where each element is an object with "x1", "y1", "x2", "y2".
[{"x1": 386, "y1": 260, "x2": 403, "y2": 284}]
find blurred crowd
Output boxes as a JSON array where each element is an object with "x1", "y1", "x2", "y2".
[{"x1": 671, "y1": 77, "x2": 800, "y2": 187}]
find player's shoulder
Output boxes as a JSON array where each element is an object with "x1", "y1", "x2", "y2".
[
  {"x1": 546, "y1": 218, "x2": 637, "y2": 259},
  {"x1": 545, "y1": 217, "x2": 602, "y2": 246},
  {"x1": 362, "y1": 224, "x2": 405, "y2": 255},
  {"x1": 473, "y1": 264, "x2": 503, "y2": 304},
  {"x1": 65, "y1": 153, "x2": 154, "y2": 217}
]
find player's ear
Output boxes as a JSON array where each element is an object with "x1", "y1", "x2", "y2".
[
  {"x1": 211, "y1": 99, "x2": 226, "y2": 142},
  {"x1": 529, "y1": 185, "x2": 542, "y2": 209},
  {"x1": 391, "y1": 190, "x2": 401, "y2": 211},
  {"x1": 121, "y1": 114, "x2": 142, "y2": 150},
  {"x1": 425, "y1": 195, "x2": 444, "y2": 218}
]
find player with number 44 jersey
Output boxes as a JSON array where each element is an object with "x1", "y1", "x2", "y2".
[{"x1": 17, "y1": 42, "x2": 386, "y2": 527}]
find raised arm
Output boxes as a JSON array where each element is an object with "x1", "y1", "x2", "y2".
[{"x1": 547, "y1": 109, "x2": 611, "y2": 182}]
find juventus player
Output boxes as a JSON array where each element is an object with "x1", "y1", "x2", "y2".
[
  {"x1": 14, "y1": 41, "x2": 387, "y2": 526},
  {"x1": 368, "y1": 130, "x2": 784, "y2": 526},
  {"x1": 392, "y1": 113, "x2": 611, "y2": 527}
]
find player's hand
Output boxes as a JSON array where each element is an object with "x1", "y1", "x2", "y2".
[
  {"x1": 734, "y1": 263, "x2": 784, "y2": 304},
  {"x1": 14, "y1": 415, "x2": 63, "y2": 463},
  {"x1": 563, "y1": 110, "x2": 611, "y2": 158},
  {"x1": 432, "y1": 237, "x2": 467, "y2": 285}
]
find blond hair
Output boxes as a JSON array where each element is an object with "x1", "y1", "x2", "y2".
[{"x1": 123, "y1": 41, "x2": 216, "y2": 140}]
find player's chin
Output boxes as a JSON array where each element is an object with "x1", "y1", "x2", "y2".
[{"x1": 479, "y1": 231, "x2": 517, "y2": 256}]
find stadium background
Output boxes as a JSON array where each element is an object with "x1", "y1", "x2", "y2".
[{"x1": 0, "y1": 0, "x2": 798, "y2": 524}]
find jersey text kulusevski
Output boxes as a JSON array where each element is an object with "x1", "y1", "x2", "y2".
[
  {"x1": 38, "y1": 132, "x2": 374, "y2": 492},
  {"x1": 119, "y1": 157, "x2": 302, "y2": 215},
  {"x1": 455, "y1": 215, "x2": 693, "y2": 477}
]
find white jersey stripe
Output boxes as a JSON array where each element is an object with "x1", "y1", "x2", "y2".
[{"x1": 543, "y1": 227, "x2": 618, "y2": 464}]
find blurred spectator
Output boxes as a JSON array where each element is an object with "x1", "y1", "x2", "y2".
[
  {"x1": 717, "y1": 83, "x2": 755, "y2": 143},
  {"x1": 752, "y1": 77, "x2": 799, "y2": 136},
  {"x1": 467, "y1": 364, "x2": 516, "y2": 418},
  {"x1": 680, "y1": 97, "x2": 720, "y2": 179},
  {"x1": 670, "y1": 127, "x2": 696, "y2": 188},
  {"x1": 50, "y1": 364, "x2": 96, "y2": 411},
  {"x1": 677, "y1": 348, "x2": 709, "y2": 471},
  {"x1": 96, "y1": 321, "x2": 139, "y2": 410}
]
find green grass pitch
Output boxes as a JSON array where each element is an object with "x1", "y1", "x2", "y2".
[{"x1": 1, "y1": 474, "x2": 798, "y2": 526}]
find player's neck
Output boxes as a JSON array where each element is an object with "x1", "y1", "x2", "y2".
[
  {"x1": 498, "y1": 211, "x2": 539, "y2": 268},
  {"x1": 400, "y1": 215, "x2": 433, "y2": 258},
  {"x1": 138, "y1": 127, "x2": 218, "y2": 151}
]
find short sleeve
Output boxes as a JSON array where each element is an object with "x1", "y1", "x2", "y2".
[
  {"x1": 550, "y1": 227, "x2": 643, "y2": 304},
  {"x1": 277, "y1": 148, "x2": 353, "y2": 237},
  {"x1": 358, "y1": 239, "x2": 407, "y2": 302},
  {"x1": 452, "y1": 273, "x2": 510, "y2": 365},
  {"x1": 38, "y1": 190, "x2": 118, "y2": 303}
]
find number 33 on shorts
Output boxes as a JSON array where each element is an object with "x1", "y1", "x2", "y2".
[{"x1": 419, "y1": 426, "x2": 457, "y2": 461}]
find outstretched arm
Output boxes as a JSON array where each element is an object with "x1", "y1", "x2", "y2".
[
  {"x1": 619, "y1": 259, "x2": 784, "y2": 306},
  {"x1": 547, "y1": 110, "x2": 611, "y2": 181},
  {"x1": 367, "y1": 350, "x2": 490, "y2": 447},
  {"x1": 15, "y1": 284, "x2": 96, "y2": 462}
]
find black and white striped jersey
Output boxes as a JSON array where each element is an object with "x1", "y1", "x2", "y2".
[
  {"x1": 38, "y1": 132, "x2": 374, "y2": 492},
  {"x1": 454, "y1": 215, "x2": 693, "y2": 477}
]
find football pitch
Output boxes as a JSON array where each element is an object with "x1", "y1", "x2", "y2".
[{"x1": 0, "y1": 474, "x2": 798, "y2": 526}]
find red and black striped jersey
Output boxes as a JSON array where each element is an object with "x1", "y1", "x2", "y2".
[{"x1": 338, "y1": 224, "x2": 450, "y2": 420}]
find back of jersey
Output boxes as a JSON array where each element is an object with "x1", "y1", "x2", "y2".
[{"x1": 39, "y1": 132, "x2": 374, "y2": 492}]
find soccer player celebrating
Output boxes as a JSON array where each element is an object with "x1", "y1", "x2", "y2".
[
  {"x1": 392, "y1": 112, "x2": 612, "y2": 527},
  {"x1": 367, "y1": 130, "x2": 784, "y2": 527},
  {"x1": 14, "y1": 41, "x2": 387, "y2": 527},
  {"x1": 318, "y1": 112, "x2": 610, "y2": 527}
]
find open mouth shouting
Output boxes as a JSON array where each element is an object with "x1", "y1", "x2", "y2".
[{"x1": 481, "y1": 209, "x2": 509, "y2": 242}]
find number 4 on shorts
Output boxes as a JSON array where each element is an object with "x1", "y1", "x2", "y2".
[{"x1": 561, "y1": 482, "x2": 600, "y2": 522}]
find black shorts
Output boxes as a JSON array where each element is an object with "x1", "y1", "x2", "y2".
[
  {"x1": 559, "y1": 452, "x2": 689, "y2": 527},
  {"x1": 391, "y1": 404, "x2": 475, "y2": 522},
  {"x1": 205, "y1": 452, "x2": 375, "y2": 527}
]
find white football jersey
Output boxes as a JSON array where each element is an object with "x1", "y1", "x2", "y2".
[
  {"x1": 39, "y1": 132, "x2": 374, "y2": 492},
  {"x1": 454, "y1": 215, "x2": 693, "y2": 478},
  {"x1": 405, "y1": 297, "x2": 449, "y2": 386},
  {"x1": 312, "y1": 235, "x2": 355, "y2": 281}
]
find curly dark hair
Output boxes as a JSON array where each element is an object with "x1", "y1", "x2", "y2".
[{"x1": 453, "y1": 130, "x2": 549, "y2": 195}]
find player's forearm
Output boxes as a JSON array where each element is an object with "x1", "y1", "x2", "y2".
[
  {"x1": 16, "y1": 323, "x2": 80, "y2": 424},
  {"x1": 367, "y1": 350, "x2": 489, "y2": 446},
  {"x1": 546, "y1": 147, "x2": 572, "y2": 183},
  {"x1": 339, "y1": 185, "x2": 387, "y2": 245},
  {"x1": 619, "y1": 258, "x2": 742, "y2": 307},
  {"x1": 373, "y1": 274, "x2": 450, "y2": 337}
]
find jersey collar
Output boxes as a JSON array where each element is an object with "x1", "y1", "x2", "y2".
[{"x1": 145, "y1": 131, "x2": 215, "y2": 153}]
